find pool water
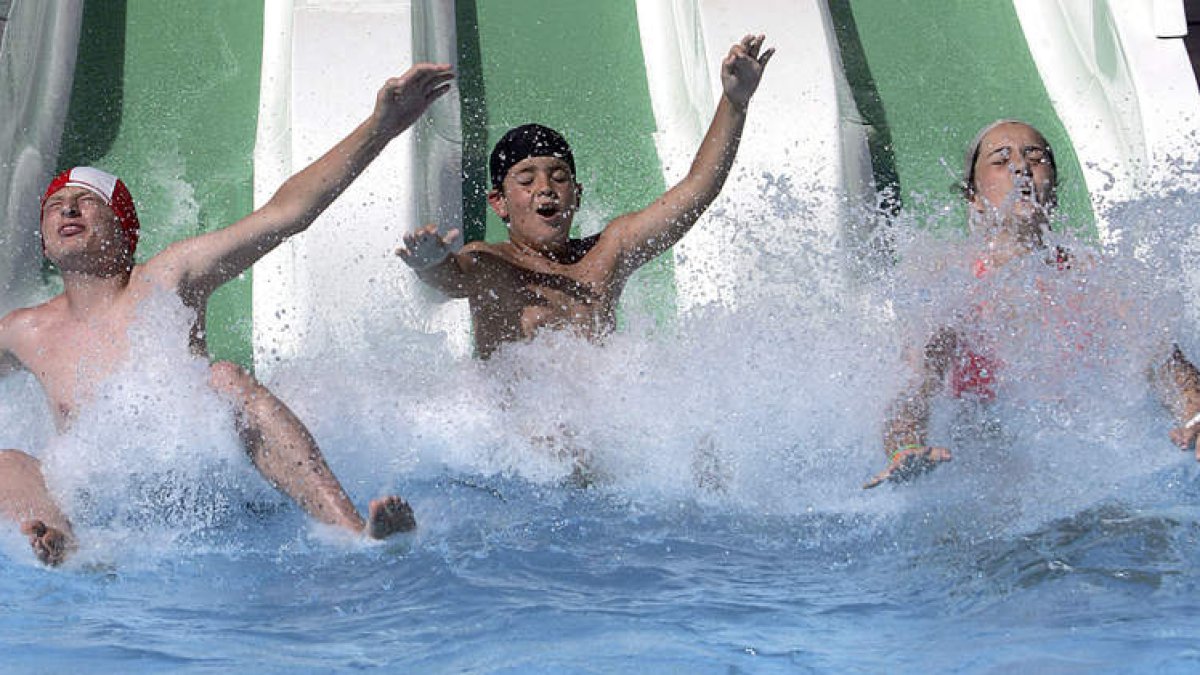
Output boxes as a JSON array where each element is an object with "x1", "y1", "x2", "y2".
[{"x1": 3, "y1": 186, "x2": 1200, "y2": 672}]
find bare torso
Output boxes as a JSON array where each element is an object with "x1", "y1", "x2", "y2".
[
  {"x1": 456, "y1": 234, "x2": 627, "y2": 358},
  {"x1": 0, "y1": 262, "x2": 206, "y2": 430}
]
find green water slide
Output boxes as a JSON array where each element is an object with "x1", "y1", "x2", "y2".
[
  {"x1": 829, "y1": 0, "x2": 1094, "y2": 233},
  {"x1": 56, "y1": 0, "x2": 262, "y2": 366},
  {"x1": 16, "y1": 0, "x2": 1197, "y2": 374}
]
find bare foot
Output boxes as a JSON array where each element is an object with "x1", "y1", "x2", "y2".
[
  {"x1": 20, "y1": 520, "x2": 74, "y2": 566},
  {"x1": 365, "y1": 496, "x2": 416, "y2": 539}
]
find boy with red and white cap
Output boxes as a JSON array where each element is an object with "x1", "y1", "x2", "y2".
[{"x1": 0, "y1": 62, "x2": 454, "y2": 565}]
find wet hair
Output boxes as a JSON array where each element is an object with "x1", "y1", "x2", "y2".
[
  {"x1": 489, "y1": 124, "x2": 576, "y2": 190},
  {"x1": 960, "y1": 119, "x2": 1057, "y2": 200}
]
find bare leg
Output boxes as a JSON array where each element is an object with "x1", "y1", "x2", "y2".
[
  {"x1": 208, "y1": 362, "x2": 415, "y2": 538},
  {"x1": 0, "y1": 450, "x2": 75, "y2": 565}
]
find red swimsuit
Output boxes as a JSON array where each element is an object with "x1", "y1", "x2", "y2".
[{"x1": 950, "y1": 247, "x2": 1073, "y2": 401}]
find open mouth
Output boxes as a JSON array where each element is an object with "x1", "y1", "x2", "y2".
[
  {"x1": 535, "y1": 203, "x2": 559, "y2": 218},
  {"x1": 57, "y1": 223, "x2": 85, "y2": 237}
]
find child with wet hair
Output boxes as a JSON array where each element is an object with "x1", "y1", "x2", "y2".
[
  {"x1": 398, "y1": 35, "x2": 774, "y2": 359},
  {"x1": 865, "y1": 119, "x2": 1200, "y2": 488}
]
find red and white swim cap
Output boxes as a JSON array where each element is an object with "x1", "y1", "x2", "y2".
[{"x1": 41, "y1": 167, "x2": 141, "y2": 254}]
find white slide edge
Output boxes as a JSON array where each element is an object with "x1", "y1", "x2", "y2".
[
  {"x1": 252, "y1": 0, "x2": 470, "y2": 375},
  {"x1": 635, "y1": 0, "x2": 875, "y2": 313}
]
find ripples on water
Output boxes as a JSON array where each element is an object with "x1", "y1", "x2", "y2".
[{"x1": 2, "y1": 180, "x2": 1200, "y2": 671}]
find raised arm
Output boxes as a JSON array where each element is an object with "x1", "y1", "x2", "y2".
[
  {"x1": 1156, "y1": 344, "x2": 1200, "y2": 460},
  {"x1": 863, "y1": 328, "x2": 957, "y2": 489},
  {"x1": 604, "y1": 34, "x2": 774, "y2": 277},
  {"x1": 160, "y1": 63, "x2": 454, "y2": 296}
]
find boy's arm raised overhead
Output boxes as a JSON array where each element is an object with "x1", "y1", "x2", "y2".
[
  {"x1": 603, "y1": 34, "x2": 773, "y2": 279},
  {"x1": 155, "y1": 63, "x2": 454, "y2": 297}
]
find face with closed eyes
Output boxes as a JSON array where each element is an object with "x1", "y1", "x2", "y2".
[
  {"x1": 487, "y1": 156, "x2": 582, "y2": 254},
  {"x1": 968, "y1": 122, "x2": 1057, "y2": 233},
  {"x1": 40, "y1": 185, "x2": 132, "y2": 273}
]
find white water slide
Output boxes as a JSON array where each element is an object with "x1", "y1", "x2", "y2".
[
  {"x1": 251, "y1": 0, "x2": 1200, "y2": 372},
  {"x1": 251, "y1": 0, "x2": 878, "y2": 372},
  {"x1": 0, "y1": 0, "x2": 82, "y2": 313}
]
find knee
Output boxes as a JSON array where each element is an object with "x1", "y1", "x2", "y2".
[
  {"x1": 208, "y1": 361, "x2": 280, "y2": 419},
  {"x1": 209, "y1": 360, "x2": 251, "y2": 392},
  {"x1": 0, "y1": 449, "x2": 41, "y2": 476},
  {"x1": 209, "y1": 360, "x2": 270, "y2": 405}
]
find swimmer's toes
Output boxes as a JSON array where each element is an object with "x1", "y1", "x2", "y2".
[
  {"x1": 366, "y1": 496, "x2": 416, "y2": 539},
  {"x1": 24, "y1": 522, "x2": 71, "y2": 566}
]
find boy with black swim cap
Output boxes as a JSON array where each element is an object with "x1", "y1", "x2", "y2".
[{"x1": 399, "y1": 35, "x2": 774, "y2": 359}]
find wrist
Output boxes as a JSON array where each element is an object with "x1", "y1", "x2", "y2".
[
  {"x1": 405, "y1": 250, "x2": 450, "y2": 272},
  {"x1": 721, "y1": 93, "x2": 750, "y2": 114},
  {"x1": 888, "y1": 443, "x2": 923, "y2": 462}
]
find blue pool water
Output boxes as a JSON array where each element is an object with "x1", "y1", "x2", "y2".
[{"x1": 4, "y1": 187, "x2": 1200, "y2": 672}]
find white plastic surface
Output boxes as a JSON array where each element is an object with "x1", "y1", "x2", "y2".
[
  {"x1": 0, "y1": 0, "x2": 83, "y2": 311},
  {"x1": 635, "y1": 0, "x2": 875, "y2": 312},
  {"x1": 252, "y1": 0, "x2": 469, "y2": 374},
  {"x1": 1014, "y1": 0, "x2": 1200, "y2": 234}
]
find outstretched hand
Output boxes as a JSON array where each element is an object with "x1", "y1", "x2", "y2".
[
  {"x1": 373, "y1": 63, "x2": 455, "y2": 138},
  {"x1": 862, "y1": 445, "x2": 953, "y2": 489},
  {"x1": 722, "y1": 34, "x2": 774, "y2": 110},
  {"x1": 397, "y1": 223, "x2": 463, "y2": 271}
]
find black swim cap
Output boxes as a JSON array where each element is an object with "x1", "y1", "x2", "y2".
[{"x1": 489, "y1": 123, "x2": 576, "y2": 189}]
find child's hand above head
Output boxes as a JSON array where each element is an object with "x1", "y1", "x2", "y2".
[
  {"x1": 373, "y1": 63, "x2": 455, "y2": 138},
  {"x1": 397, "y1": 223, "x2": 463, "y2": 271},
  {"x1": 721, "y1": 34, "x2": 774, "y2": 110}
]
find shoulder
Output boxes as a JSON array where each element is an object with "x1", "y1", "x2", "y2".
[
  {"x1": 460, "y1": 240, "x2": 502, "y2": 256},
  {"x1": 458, "y1": 240, "x2": 506, "y2": 267},
  {"x1": 0, "y1": 297, "x2": 65, "y2": 346},
  {"x1": 131, "y1": 243, "x2": 190, "y2": 290}
]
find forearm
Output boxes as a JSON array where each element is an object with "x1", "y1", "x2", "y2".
[
  {"x1": 264, "y1": 115, "x2": 395, "y2": 237},
  {"x1": 615, "y1": 96, "x2": 749, "y2": 269},
  {"x1": 679, "y1": 95, "x2": 748, "y2": 214},
  {"x1": 883, "y1": 330, "x2": 956, "y2": 455},
  {"x1": 176, "y1": 115, "x2": 399, "y2": 290},
  {"x1": 882, "y1": 387, "x2": 934, "y2": 455}
]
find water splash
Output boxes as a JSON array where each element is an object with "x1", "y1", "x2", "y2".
[
  {"x1": 0, "y1": 179, "x2": 1197, "y2": 564},
  {"x1": 36, "y1": 290, "x2": 268, "y2": 564}
]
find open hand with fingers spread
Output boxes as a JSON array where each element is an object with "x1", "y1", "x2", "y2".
[
  {"x1": 373, "y1": 63, "x2": 455, "y2": 138},
  {"x1": 863, "y1": 445, "x2": 953, "y2": 489},
  {"x1": 722, "y1": 34, "x2": 774, "y2": 110},
  {"x1": 397, "y1": 223, "x2": 463, "y2": 271}
]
